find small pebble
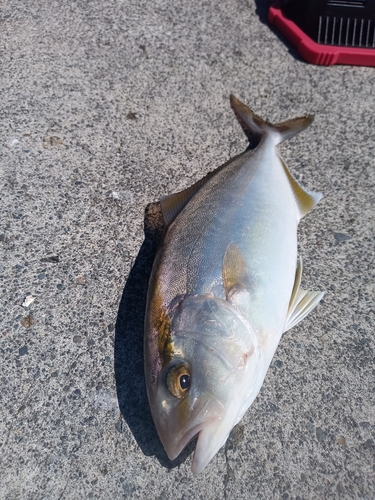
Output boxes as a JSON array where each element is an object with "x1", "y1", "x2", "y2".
[
  {"x1": 334, "y1": 233, "x2": 351, "y2": 242},
  {"x1": 111, "y1": 190, "x2": 133, "y2": 202},
  {"x1": 21, "y1": 315, "x2": 34, "y2": 328},
  {"x1": 8, "y1": 138, "x2": 19, "y2": 148},
  {"x1": 22, "y1": 295, "x2": 36, "y2": 308},
  {"x1": 364, "y1": 439, "x2": 374, "y2": 449},
  {"x1": 316, "y1": 427, "x2": 326, "y2": 442},
  {"x1": 40, "y1": 255, "x2": 59, "y2": 263},
  {"x1": 43, "y1": 136, "x2": 63, "y2": 147}
]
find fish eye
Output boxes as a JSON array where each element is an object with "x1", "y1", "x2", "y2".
[
  {"x1": 179, "y1": 373, "x2": 190, "y2": 390},
  {"x1": 166, "y1": 363, "x2": 191, "y2": 398}
]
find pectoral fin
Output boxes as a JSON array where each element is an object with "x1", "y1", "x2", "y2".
[
  {"x1": 222, "y1": 243, "x2": 249, "y2": 297},
  {"x1": 284, "y1": 258, "x2": 324, "y2": 332},
  {"x1": 222, "y1": 243, "x2": 252, "y2": 317}
]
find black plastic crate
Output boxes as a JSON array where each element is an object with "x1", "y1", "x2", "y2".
[{"x1": 280, "y1": 0, "x2": 375, "y2": 47}]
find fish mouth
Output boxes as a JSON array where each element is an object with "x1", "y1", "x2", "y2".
[
  {"x1": 163, "y1": 409, "x2": 234, "y2": 474},
  {"x1": 164, "y1": 419, "x2": 214, "y2": 462},
  {"x1": 161, "y1": 394, "x2": 225, "y2": 464},
  {"x1": 165, "y1": 420, "x2": 232, "y2": 475},
  {"x1": 191, "y1": 418, "x2": 233, "y2": 474}
]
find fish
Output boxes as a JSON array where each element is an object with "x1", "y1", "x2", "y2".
[{"x1": 144, "y1": 95, "x2": 324, "y2": 474}]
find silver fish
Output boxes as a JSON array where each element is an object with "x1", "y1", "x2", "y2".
[{"x1": 144, "y1": 96, "x2": 324, "y2": 474}]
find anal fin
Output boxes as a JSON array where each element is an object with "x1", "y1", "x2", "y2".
[{"x1": 284, "y1": 258, "x2": 324, "y2": 333}]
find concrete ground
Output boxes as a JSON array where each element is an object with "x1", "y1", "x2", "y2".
[{"x1": 1, "y1": 0, "x2": 374, "y2": 498}]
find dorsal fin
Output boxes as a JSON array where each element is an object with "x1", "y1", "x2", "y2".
[
  {"x1": 160, "y1": 151, "x2": 246, "y2": 226},
  {"x1": 160, "y1": 177, "x2": 207, "y2": 227},
  {"x1": 284, "y1": 258, "x2": 324, "y2": 332},
  {"x1": 279, "y1": 156, "x2": 322, "y2": 218},
  {"x1": 230, "y1": 94, "x2": 314, "y2": 148}
]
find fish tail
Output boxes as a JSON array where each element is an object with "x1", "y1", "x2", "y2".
[{"x1": 230, "y1": 95, "x2": 314, "y2": 148}]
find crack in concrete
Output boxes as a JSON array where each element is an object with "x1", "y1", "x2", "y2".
[{"x1": 58, "y1": 475, "x2": 70, "y2": 500}]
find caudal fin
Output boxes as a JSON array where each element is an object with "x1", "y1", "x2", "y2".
[{"x1": 230, "y1": 95, "x2": 314, "y2": 148}]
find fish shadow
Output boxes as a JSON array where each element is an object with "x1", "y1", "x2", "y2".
[
  {"x1": 251, "y1": 0, "x2": 305, "y2": 62},
  {"x1": 252, "y1": 0, "x2": 274, "y2": 23},
  {"x1": 114, "y1": 202, "x2": 195, "y2": 469}
]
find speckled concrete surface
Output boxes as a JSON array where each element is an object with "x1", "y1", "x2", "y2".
[{"x1": 1, "y1": 0, "x2": 374, "y2": 498}]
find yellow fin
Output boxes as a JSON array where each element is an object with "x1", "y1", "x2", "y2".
[
  {"x1": 284, "y1": 258, "x2": 324, "y2": 332},
  {"x1": 284, "y1": 289, "x2": 324, "y2": 332},
  {"x1": 288, "y1": 257, "x2": 303, "y2": 312},
  {"x1": 222, "y1": 243, "x2": 249, "y2": 299},
  {"x1": 279, "y1": 156, "x2": 323, "y2": 218}
]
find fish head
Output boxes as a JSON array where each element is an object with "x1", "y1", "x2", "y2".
[{"x1": 145, "y1": 293, "x2": 260, "y2": 474}]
